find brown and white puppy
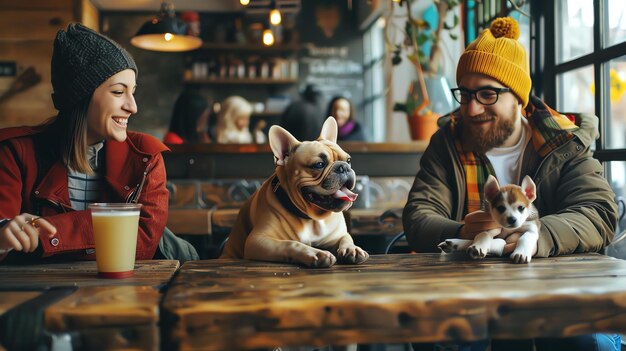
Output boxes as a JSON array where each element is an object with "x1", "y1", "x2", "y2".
[
  {"x1": 220, "y1": 117, "x2": 369, "y2": 268},
  {"x1": 438, "y1": 175, "x2": 540, "y2": 263}
]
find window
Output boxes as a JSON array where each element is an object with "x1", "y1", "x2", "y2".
[
  {"x1": 607, "y1": 0, "x2": 626, "y2": 48},
  {"x1": 556, "y1": 65, "x2": 595, "y2": 114},
  {"x1": 465, "y1": 1, "x2": 532, "y2": 98},
  {"x1": 608, "y1": 57, "x2": 626, "y2": 149},
  {"x1": 543, "y1": 0, "x2": 626, "y2": 215},
  {"x1": 362, "y1": 19, "x2": 386, "y2": 142},
  {"x1": 465, "y1": 0, "x2": 531, "y2": 61},
  {"x1": 555, "y1": 0, "x2": 594, "y2": 63}
]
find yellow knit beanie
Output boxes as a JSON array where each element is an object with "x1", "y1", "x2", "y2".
[{"x1": 456, "y1": 17, "x2": 531, "y2": 108}]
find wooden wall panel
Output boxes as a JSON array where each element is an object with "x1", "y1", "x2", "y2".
[
  {"x1": 0, "y1": 41, "x2": 56, "y2": 128},
  {"x1": 0, "y1": 1, "x2": 99, "y2": 127},
  {"x1": 0, "y1": 0, "x2": 73, "y2": 11},
  {"x1": 79, "y1": 0, "x2": 99, "y2": 30},
  {"x1": 0, "y1": 11, "x2": 74, "y2": 41}
]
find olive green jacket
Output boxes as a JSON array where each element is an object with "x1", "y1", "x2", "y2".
[{"x1": 402, "y1": 112, "x2": 617, "y2": 257}]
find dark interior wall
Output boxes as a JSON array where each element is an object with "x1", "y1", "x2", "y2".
[{"x1": 101, "y1": 13, "x2": 186, "y2": 139}]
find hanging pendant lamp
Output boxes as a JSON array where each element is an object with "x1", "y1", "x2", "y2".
[{"x1": 131, "y1": 2, "x2": 202, "y2": 52}]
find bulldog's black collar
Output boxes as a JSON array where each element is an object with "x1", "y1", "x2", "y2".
[{"x1": 271, "y1": 176, "x2": 311, "y2": 220}]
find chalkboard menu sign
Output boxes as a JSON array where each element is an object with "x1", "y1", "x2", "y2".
[{"x1": 297, "y1": 0, "x2": 364, "y2": 117}]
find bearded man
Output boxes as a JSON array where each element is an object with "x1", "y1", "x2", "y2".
[{"x1": 403, "y1": 16, "x2": 620, "y2": 351}]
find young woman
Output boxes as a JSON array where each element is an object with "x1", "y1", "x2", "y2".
[
  {"x1": 0, "y1": 23, "x2": 169, "y2": 263},
  {"x1": 163, "y1": 88, "x2": 211, "y2": 144},
  {"x1": 326, "y1": 96, "x2": 366, "y2": 141}
]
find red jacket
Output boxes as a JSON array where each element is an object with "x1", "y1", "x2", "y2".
[
  {"x1": 0, "y1": 126, "x2": 170, "y2": 262},
  {"x1": 163, "y1": 131, "x2": 184, "y2": 144}
]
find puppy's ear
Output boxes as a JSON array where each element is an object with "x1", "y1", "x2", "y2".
[
  {"x1": 269, "y1": 125, "x2": 299, "y2": 166},
  {"x1": 484, "y1": 175, "x2": 500, "y2": 201},
  {"x1": 319, "y1": 117, "x2": 338, "y2": 143},
  {"x1": 521, "y1": 175, "x2": 537, "y2": 202}
]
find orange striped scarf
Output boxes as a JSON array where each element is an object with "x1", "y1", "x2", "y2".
[{"x1": 450, "y1": 96, "x2": 579, "y2": 214}]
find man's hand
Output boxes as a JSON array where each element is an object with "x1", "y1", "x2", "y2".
[
  {"x1": 501, "y1": 232, "x2": 538, "y2": 257},
  {"x1": 459, "y1": 210, "x2": 501, "y2": 240},
  {"x1": 0, "y1": 214, "x2": 56, "y2": 253}
]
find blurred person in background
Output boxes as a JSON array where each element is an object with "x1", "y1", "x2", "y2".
[
  {"x1": 163, "y1": 88, "x2": 211, "y2": 144},
  {"x1": 280, "y1": 84, "x2": 326, "y2": 141},
  {"x1": 326, "y1": 96, "x2": 365, "y2": 141}
]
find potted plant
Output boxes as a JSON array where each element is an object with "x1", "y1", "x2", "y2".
[{"x1": 385, "y1": 0, "x2": 460, "y2": 141}]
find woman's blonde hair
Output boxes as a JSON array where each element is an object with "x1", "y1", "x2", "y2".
[{"x1": 216, "y1": 96, "x2": 252, "y2": 143}]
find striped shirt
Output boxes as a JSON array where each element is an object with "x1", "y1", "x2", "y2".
[{"x1": 68, "y1": 142, "x2": 104, "y2": 210}]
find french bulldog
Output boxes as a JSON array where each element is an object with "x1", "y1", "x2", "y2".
[{"x1": 220, "y1": 117, "x2": 369, "y2": 268}]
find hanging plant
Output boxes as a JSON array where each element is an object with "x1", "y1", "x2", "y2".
[{"x1": 385, "y1": 0, "x2": 461, "y2": 74}]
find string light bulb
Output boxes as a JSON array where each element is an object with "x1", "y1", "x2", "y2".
[
  {"x1": 269, "y1": 8, "x2": 282, "y2": 25},
  {"x1": 240, "y1": 0, "x2": 250, "y2": 5},
  {"x1": 262, "y1": 29, "x2": 275, "y2": 46},
  {"x1": 269, "y1": 0, "x2": 281, "y2": 25}
]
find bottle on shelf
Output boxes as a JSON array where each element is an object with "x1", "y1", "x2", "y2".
[
  {"x1": 234, "y1": 17, "x2": 247, "y2": 44},
  {"x1": 260, "y1": 61, "x2": 270, "y2": 79}
]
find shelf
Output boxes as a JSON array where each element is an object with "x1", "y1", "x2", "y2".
[
  {"x1": 197, "y1": 43, "x2": 300, "y2": 52},
  {"x1": 252, "y1": 112, "x2": 283, "y2": 117},
  {"x1": 184, "y1": 78, "x2": 298, "y2": 85}
]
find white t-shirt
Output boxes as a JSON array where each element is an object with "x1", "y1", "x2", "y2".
[{"x1": 485, "y1": 117, "x2": 531, "y2": 186}]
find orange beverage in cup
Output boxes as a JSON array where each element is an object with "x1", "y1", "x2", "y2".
[{"x1": 89, "y1": 203, "x2": 142, "y2": 278}]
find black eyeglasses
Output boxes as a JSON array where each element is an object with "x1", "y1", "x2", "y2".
[{"x1": 451, "y1": 87, "x2": 511, "y2": 106}]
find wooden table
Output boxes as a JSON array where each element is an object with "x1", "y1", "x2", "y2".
[
  {"x1": 0, "y1": 260, "x2": 179, "y2": 350},
  {"x1": 162, "y1": 253, "x2": 626, "y2": 350}
]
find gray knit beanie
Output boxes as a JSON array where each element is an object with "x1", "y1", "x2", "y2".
[{"x1": 51, "y1": 23, "x2": 138, "y2": 111}]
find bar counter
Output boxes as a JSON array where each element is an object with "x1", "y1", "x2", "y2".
[{"x1": 164, "y1": 142, "x2": 428, "y2": 179}]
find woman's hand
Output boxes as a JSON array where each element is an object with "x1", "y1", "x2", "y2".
[
  {"x1": 459, "y1": 210, "x2": 501, "y2": 240},
  {"x1": 0, "y1": 214, "x2": 57, "y2": 253}
]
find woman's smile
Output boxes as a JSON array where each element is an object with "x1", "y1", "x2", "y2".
[{"x1": 112, "y1": 116, "x2": 129, "y2": 128}]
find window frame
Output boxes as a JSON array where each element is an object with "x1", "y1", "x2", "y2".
[{"x1": 534, "y1": 0, "x2": 626, "y2": 161}]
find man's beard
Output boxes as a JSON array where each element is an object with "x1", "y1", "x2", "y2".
[{"x1": 459, "y1": 113, "x2": 515, "y2": 154}]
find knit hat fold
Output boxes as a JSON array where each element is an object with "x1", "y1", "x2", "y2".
[
  {"x1": 456, "y1": 17, "x2": 531, "y2": 108},
  {"x1": 51, "y1": 23, "x2": 137, "y2": 111}
]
